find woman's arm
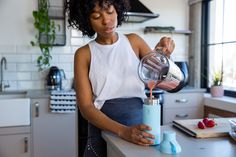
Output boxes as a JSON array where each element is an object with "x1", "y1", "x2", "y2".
[
  {"x1": 74, "y1": 46, "x2": 154, "y2": 146},
  {"x1": 126, "y1": 33, "x2": 153, "y2": 59},
  {"x1": 127, "y1": 34, "x2": 175, "y2": 59}
]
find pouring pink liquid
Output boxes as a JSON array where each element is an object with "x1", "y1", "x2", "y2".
[{"x1": 147, "y1": 80, "x2": 156, "y2": 98}]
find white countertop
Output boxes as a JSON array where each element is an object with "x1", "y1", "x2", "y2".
[
  {"x1": 102, "y1": 125, "x2": 236, "y2": 157},
  {"x1": 0, "y1": 87, "x2": 206, "y2": 99},
  {"x1": 204, "y1": 94, "x2": 236, "y2": 113},
  {"x1": 178, "y1": 86, "x2": 206, "y2": 93}
]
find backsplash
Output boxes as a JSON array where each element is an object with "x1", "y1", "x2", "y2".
[
  {"x1": 0, "y1": 45, "x2": 74, "y2": 90},
  {"x1": 0, "y1": 0, "x2": 189, "y2": 91}
]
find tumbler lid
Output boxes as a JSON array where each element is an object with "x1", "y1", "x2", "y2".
[
  {"x1": 163, "y1": 131, "x2": 176, "y2": 141},
  {"x1": 144, "y1": 97, "x2": 159, "y2": 105}
]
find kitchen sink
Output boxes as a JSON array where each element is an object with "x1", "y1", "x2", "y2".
[{"x1": 0, "y1": 91, "x2": 30, "y2": 127}]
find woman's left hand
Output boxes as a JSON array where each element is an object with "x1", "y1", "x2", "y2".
[
  {"x1": 118, "y1": 124, "x2": 155, "y2": 146},
  {"x1": 155, "y1": 37, "x2": 175, "y2": 58}
]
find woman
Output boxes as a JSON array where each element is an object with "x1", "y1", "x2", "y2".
[{"x1": 65, "y1": 0, "x2": 175, "y2": 156}]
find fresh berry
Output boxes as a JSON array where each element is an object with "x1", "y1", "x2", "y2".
[
  {"x1": 206, "y1": 120, "x2": 216, "y2": 128},
  {"x1": 202, "y1": 118, "x2": 209, "y2": 125},
  {"x1": 198, "y1": 121, "x2": 206, "y2": 129}
]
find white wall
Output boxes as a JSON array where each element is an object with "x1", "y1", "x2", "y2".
[
  {"x1": 118, "y1": 0, "x2": 190, "y2": 60},
  {"x1": 0, "y1": 0, "x2": 36, "y2": 45},
  {"x1": 0, "y1": 0, "x2": 189, "y2": 90}
]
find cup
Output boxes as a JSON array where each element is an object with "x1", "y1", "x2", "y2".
[{"x1": 160, "y1": 131, "x2": 181, "y2": 154}]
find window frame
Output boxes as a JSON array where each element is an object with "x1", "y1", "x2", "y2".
[{"x1": 201, "y1": 0, "x2": 236, "y2": 98}]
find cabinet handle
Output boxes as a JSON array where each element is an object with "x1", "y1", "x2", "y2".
[
  {"x1": 34, "y1": 102, "x2": 39, "y2": 117},
  {"x1": 176, "y1": 114, "x2": 188, "y2": 118},
  {"x1": 24, "y1": 137, "x2": 28, "y2": 153},
  {"x1": 175, "y1": 99, "x2": 188, "y2": 103}
]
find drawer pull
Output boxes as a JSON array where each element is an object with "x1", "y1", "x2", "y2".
[
  {"x1": 175, "y1": 99, "x2": 188, "y2": 103},
  {"x1": 176, "y1": 114, "x2": 188, "y2": 118},
  {"x1": 24, "y1": 137, "x2": 28, "y2": 153},
  {"x1": 34, "y1": 102, "x2": 39, "y2": 117}
]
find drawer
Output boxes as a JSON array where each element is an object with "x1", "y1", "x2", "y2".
[
  {"x1": 164, "y1": 93, "x2": 204, "y2": 108},
  {"x1": 163, "y1": 107, "x2": 203, "y2": 125}
]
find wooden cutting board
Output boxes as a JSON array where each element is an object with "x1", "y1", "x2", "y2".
[{"x1": 173, "y1": 118, "x2": 236, "y2": 138}]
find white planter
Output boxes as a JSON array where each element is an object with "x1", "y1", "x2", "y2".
[{"x1": 210, "y1": 85, "x2": 224, "y2": 97}]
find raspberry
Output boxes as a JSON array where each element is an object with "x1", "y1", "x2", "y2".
[
  {"x1": 198, "y1": 121, "x2": 206, "y2": 129},
  {"x1": 206, "y1": 120, "x2": 216, "y2": 128},
  {"x1": 202, "y1": 118, "x2": 209, "y2": 125}
]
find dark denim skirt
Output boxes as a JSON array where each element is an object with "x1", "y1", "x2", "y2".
[{"x1": 83, "y1": 97, "x2": 143, "y2": 157}]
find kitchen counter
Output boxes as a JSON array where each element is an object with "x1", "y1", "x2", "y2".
[
  {"x1": 102, "y1": 125, "x2": 236, "y2": 157},
  {"x1": 147, "y1": 87, "x2": 206, "y2": 94},
  {"x1": 204, "y1": 94, "x2": 236, "y2": 114},
  {"x1": 1, "y1": 87, "x2": 205, "y2": 99},
  {"x1": 171, "y1": 86, "x2": 206, "y2": 93},
  {"x1": 0, "y1": 89, "x2": 51, "y2": 99},
  {"x1": 0, "y1": 89, "x2": 75, "y2": 99},
  {"x1": 26, "y1": 89, "x2": 51, "y2": 99}
]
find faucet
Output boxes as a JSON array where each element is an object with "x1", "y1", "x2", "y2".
[{"x1": 0, "y1": 57, "x2": 10, "y2": 91}]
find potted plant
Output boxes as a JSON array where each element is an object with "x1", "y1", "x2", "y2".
[
  {"x1": 210, "y1": 70, "x2": 224, "y2": 97},
  {"x1": 30, "y1": 0, "x2": 58, "y2": 71}
]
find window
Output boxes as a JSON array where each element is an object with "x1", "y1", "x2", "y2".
[{"x1": 206, "y1": 0, "x2": 236, "y2": 96}]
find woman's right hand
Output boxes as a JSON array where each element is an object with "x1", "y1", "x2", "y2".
[
  {"x1": 155, "y1": 37, "x2": 175, "y2": 58},
  {"x1": 118, "y1": 124, "x2": 155, "y2": 146}
]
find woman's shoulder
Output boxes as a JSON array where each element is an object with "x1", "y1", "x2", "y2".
[
  {"x1": 125, "y1": 33, "x2": 147, "y2": 46},
  {"x1": 74, "y1": 44, "x2": 90, "y2": 64},
  {"x1": 125, "y1": 33, "x2": 142, "y2": 41},
  {"x1": 75, "y1": 44, "x2": 90, "y2": 56},
  {"x1": 124, "y1": 33, "x2": 152, "y2": 58}
]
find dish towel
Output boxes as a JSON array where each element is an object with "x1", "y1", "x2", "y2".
[{"x1": 50, "y1": 90, "x2": 77, "y2": 113}]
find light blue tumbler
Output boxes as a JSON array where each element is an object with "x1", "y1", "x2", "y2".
[{"x1": 143, "y1": 97, "x2": 161, "y2": 145}]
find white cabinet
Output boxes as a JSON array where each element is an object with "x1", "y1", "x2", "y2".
[
  {"x1": 31, "y1": 98, "x2": 78, "y2": 157},
  {"x1": 0, "y1": 127, "x2": 31, "y2": 157},
  {"x1": 163, "y1": 92, "x2": 204, "y2": 125}
]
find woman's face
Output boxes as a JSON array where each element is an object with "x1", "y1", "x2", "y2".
[{"x1": 89, "y1": 2, "x2": 118, "y2": 37}]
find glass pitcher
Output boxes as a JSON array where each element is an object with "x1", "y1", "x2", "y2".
[{"x1": 138, "y1": 50, "x2": 185, "y2": 92}]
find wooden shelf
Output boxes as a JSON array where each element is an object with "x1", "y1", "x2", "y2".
[{"x1": 144, "y1": 27, "x2": 192, "y2": 35}]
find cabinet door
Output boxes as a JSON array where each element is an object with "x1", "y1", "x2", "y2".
[
  {"x1": 0, "y1": 134, "x2": 31, "y2": 157},
  {"x1": 31, "y1": 98, "x2": 77, "y2": 157}
]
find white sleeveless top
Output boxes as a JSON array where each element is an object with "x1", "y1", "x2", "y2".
[{"x1": 88, "y1": 33, "x2": 146, "y2": 109}]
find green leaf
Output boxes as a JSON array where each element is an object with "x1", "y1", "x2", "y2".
[{"x1": 30, "y1": 0, "x2": 57, "y2": 71}]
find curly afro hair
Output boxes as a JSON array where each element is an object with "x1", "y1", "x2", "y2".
[{"x1": 65, "y1": 0, "x2": 130, "y2": 38}]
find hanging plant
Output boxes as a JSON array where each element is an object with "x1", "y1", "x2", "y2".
[{"x1": 30, "y1": 0, "x2": 58, "y2": 71}]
